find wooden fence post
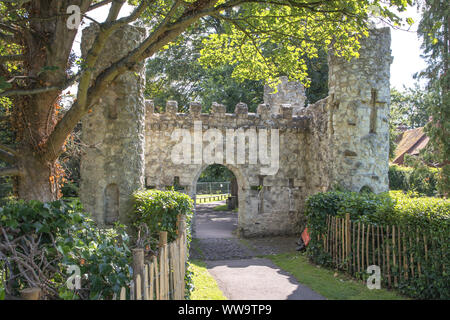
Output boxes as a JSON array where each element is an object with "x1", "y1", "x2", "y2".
[
  {"x1": 352, "y1": 219, "x2": 356, "y2": 275},
  {"x1": 408, "y1": 226, "x2": 414, "y2": 278},
  {"x1": 143, "y1": 264, "x2": 149, "y2": 300},
  {"x1": 132, "y1": 248, "x2": 145, "y2": 299},
  {"x1": 341, "y1": 216, "x2": 345, "y2": 267},
  {"x1": 20, "y1": 288, "x2": 41, "y2": 300},
  {"x1": 392, "y1": 225, "x2": 397, "y2": 287},
  {"x1": 377, "y1": 225, "x2": 381, "y2": 272},
  {"x1": 346, "y1": 213, "x2": 350, "y2": 271},
  {"x1": 361, "y1": 223, "x2": 365, "y2": 274},
  {"x1": 371, "y1": 225, "x2": 375, "y2": 267},
  {"x1": 386, "y1": 227, "x2": 391, "y2": 288},
  {"x1": 159, "y1": 231, "x2": 168, "y2": 300},
  {"x1": 397, "y1": 225, "x2": 402, "y2": 282},
  {"x1": 159, "y1": 231, "x2": 168, "y2": 248},
  {"x1": 357, "y1": 221, "x2": 360, "y2": 274},
  {"x1": 178, "y1": 214, "x2": 186, "y2": 237},
  {"x1": 120, "y1": 287, "x2": 126, "y2": 300},
  {"x1": 365, "y1": 224, "x2": 369, "y2": 272},
  {"x1": 153, "y1": 255, "x2": 160, "y2": 300}
]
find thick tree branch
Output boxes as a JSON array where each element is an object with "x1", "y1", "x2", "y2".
[
  {"x1": 0, "y1": 144, "x2": 16, "y2": 163},
  {"x1": 0, "y1": 73, "x2": 80, "y2": 97},
  {"x1": 88, "y1": 0, "x2": 114, "y2": 11},
  {"x1": 75, "y1": 0, "x2": 150, "y2": 116},
  {"x1": 0, "y1": 22, "x2": 20, "y2": 34},
  {"x1": 0, "y1": 166, "x2": 20, "y2": 177},
  {"x1": 0, "y1": 150, "x2": 15, "y2": 164},
  {"x1": 0, "y1": 144, "x2": 17, "y2": 156},
  {"x1": 106, "y1": 0, "x2": 126, "y2": 23},
  {"x1": 0, "y1": 31, "x2": 14, "y2": 42}
]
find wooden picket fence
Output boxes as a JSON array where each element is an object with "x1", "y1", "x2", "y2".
[
  {"x1": 320, "y1": 214, "x2": 446, "y2": 289},
  {"x1": 117, "y1": 215, "x2": 187, "y2": 300}
]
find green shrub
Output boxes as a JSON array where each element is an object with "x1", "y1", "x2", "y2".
[
  {"x1": 0, "y1": 200, "x2": 131, "y2": 300},
  {"x1": 61, "y1": 181, "x2": 79, "y2": 198},
  {"x1": 389, "y1": 164, "x2": 440, "y2": 196},
  {"x1": 389, "y1": 165, "x2": 410, "y2": 190},
  {"x1": 131, "y1": 189, "x2": 194, "y2": 298},
  {"x1": 305, "y1": 190, "x2": 450, "y2": 299},
  {"x1": 132, "y1": 189, "x2": 194, "y2": 245}
]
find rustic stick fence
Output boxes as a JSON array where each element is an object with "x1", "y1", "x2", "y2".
[
  {"x1": 319, "y1": 214, "x2": 446, "y2": 289},
  {"x1": 117, "y1": 215, "x2": 187, "y2": 300}
]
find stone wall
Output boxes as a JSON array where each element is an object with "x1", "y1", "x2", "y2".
[{"x1": 79, "y1": 26, "x2": 392, "y2": 236}]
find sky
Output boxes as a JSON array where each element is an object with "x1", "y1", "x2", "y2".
[
  {"x1": 387, "y1": 5, "x2": 427, "y2": 91},
  {"x1": 77, "y1": 3, "x2": 427, "y2": 93}
]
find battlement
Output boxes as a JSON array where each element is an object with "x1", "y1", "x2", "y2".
[{"x1": 145, "y1": 100, "x2": 311, "y2": 131}]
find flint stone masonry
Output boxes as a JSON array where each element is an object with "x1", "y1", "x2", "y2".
[
  {"x1": 327, "y1": 28, "x2": 391, "y2": 193},
  {"x1": 264, "y1": 76, "x2": 307, "y2": 116},
  {"x1": 80, "y1": 25, "x2": 392, "y2": 237},
  {"x1": 80, "y1": 25, "x2": 147, "y2": 226}
]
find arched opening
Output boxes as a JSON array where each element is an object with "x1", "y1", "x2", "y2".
[
  {"x1": 192, "y1": 164, "x2": 243, "y2": 239},
  {"x1": 360, "y1": 185, "x2": 374, "y2": 193},
  {"x1": 104, "y1": 183, "x2": 119, "y2": 225}
]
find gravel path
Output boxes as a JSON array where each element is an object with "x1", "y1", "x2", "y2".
[{"x1": 190, "y1": 201, "x2": 325, "y2": 300}]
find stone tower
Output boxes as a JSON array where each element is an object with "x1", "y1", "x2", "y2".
[
  {"x1": 80, "y1": 25, "x2": 147, "y2": 225},
  {"x1": 327, "y1": 28, "x2": 392, "y2": 193},
  {"x1": 264, "y1": 76, "x2": 306, "y2": 116}
]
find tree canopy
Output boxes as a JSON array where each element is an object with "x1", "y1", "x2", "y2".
[
  {"x1": 416, "y1": 0, "x2": 449, "y2": 166},
  {"x1": 0, "y1": 0, "x2": 414, "y2": 201}
]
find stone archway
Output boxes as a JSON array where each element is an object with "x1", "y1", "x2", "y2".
[{"x1": 190, "y1": 164, "x2": 249, "y2": 235}]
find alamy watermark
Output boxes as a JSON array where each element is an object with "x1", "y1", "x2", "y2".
[
  {"x1": 366, "y1": 265, "x2": 381, "y2": 290},
  {"x1": 170, "y1": 121, "x2": 280, "y2": 175},
  {"x1": 66, "y1": 5, "x2": 81, "y2": 30},
  {"x1": 66, "y1": 265, "x2": 81, "y2": 290}
]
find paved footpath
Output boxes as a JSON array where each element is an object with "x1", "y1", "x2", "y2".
[{"x1": 190, "y1": 201, "x2": 325, "y2": 300}]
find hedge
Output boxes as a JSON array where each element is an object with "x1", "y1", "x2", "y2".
[
  {"x1": 131, "y1": 189, "x2": 194, "y2": 298},
  {"x1": 389, "y1": 164, "x2": 440, "y2": 196},
  {"x1": 0, "y1": 200, "x2": 131, "y2": 300},
  {"x1": 131, "y1": 189, "x2": 194, "y2": 245},
  {"x1": 305, "y1": 190, "x2": 450, "y2": 299}
]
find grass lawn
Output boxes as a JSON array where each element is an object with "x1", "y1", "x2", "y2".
[
  {"x1": 213, "y1": 204, "x2": 238, "y2": 212},
  {"x1": 189, "y1": 259, "x2": 227, "y2": 300},
  {"x1": 266, "y1": 252, "x2": 407, "y2": 300}
]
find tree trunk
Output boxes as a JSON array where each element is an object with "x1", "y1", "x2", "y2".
[
  {"x1": 11, "y1": 87, "x2": 63, "y2": 202},
  {"x1": 16, "y1": 149, "x2": 60, "y2": 202}
]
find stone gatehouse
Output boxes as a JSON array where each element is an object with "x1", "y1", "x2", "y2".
[{"x1": 80, "y1": 25, "x2": 392, "y2": 237}]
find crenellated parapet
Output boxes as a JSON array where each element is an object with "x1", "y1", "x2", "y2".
[{"x1": 145, "y1": 100, "x2": 311, "y2": 132}]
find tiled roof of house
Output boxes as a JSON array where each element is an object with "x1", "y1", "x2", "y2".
[{"x1": 392, "y1": 127, "x2": 429, "y2": 165}]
